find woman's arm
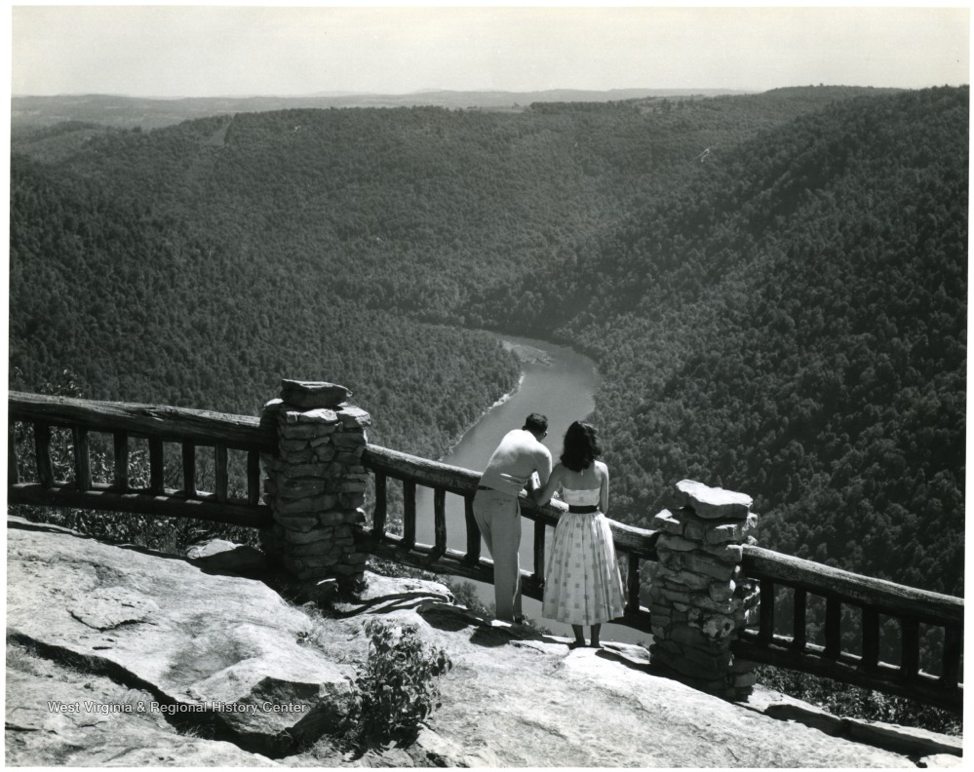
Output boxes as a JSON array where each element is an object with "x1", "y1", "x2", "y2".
[
  {"x1": 533, "y1": 464, "x2": 565, "y2": 506},
  {"x1": 598, "y1": 461, "x2": 610, "y2": 514}
]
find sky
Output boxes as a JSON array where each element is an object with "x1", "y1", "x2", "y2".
[{"x1": 7, "y1": 3, "x2": 971, "y2": 99}]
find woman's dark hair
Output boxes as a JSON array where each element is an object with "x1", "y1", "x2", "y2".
[{"x1": 560, "y1": 421, "x2": 601, "y2": 472}]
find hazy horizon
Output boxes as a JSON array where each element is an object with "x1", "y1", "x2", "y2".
[
  {"x1": 11, "y1": 85, "x2": 761, "y2": 101},
  {"x1": 10, "y1": 6, "x2": 970, "y2": 100}
]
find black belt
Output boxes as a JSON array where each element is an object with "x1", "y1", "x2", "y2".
[{"x1": 568, "y1": 505, "x2": 598, "y2": 514}]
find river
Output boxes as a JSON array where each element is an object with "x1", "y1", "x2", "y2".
[{"x1": 415, "y1": 334, "x2": 649, "y2": 645}]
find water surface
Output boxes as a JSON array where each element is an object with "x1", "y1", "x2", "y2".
[{"x1": 416, "y1": 334, "x2": 648, "y2": 645}]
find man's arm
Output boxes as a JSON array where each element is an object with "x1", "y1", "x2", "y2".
[
  {"x1": 537, "y1": 448, "x2": 553, "y2": 489},
  {"x1": 530, "y1": 449, "x2": 554, "y2": 504},
  {"x1": 533, "y1": 463, "x2": 563, "y2": 506}
]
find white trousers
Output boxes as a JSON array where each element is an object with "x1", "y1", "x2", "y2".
[{"x1": 472, "y1": 488, "x2": 522, "y2": 622}]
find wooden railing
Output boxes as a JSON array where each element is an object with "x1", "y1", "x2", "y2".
[
  {"x1": 359, "y1": 445, "x2": 657, "y2": 632},
  {"x1": 736, "y1": 546, "x2": 963, "y2": 711},
  {"x1": 6, "y1": 392, "x2": 963, "y2": 710},
  {"x1": 8, "y1": 391, "x2": 274, "y2": 528}
]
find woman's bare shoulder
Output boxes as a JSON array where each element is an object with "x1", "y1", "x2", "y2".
[{"x1": 548, "y1": 463, "x2": 568, "y2": 483}]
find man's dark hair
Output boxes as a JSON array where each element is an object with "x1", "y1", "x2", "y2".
[{"x1": 523, "y1": 413, "x2": 548, "y2": 436}]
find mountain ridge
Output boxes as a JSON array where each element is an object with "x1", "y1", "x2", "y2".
[
  {"x1": 12, "y1": 86, "x2": 883, "y2": 130},
  {"x1": 9, "y1": 85, "x2": 965, "y2": 622}
]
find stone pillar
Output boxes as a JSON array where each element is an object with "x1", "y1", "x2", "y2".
[
  {"x1": 648, "y1": 479, "x2": 761, "y2": 700},
  {"x1": 260, "y1": 379, "x2": 371, "y2": 596}
]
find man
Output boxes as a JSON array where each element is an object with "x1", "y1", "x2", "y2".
[{"x1": 473, "y1": 413, "x2": 553, "y2": 623}]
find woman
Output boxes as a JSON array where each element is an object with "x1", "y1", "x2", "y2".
[{"x1": 535, "y1": 421, "x2": 625, "y2": 648}]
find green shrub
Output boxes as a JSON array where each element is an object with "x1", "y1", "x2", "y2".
[{"x1": 343, "y1": 618, "x2": 453, "y2": 751}]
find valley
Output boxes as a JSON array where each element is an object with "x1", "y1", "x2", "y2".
[{"x1": 10, "y1": 84, "x2": 966, "y2": 627}]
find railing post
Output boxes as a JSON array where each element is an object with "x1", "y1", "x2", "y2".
[
  {"x1": 260, "y1": 380, "x2": 371, "y2": 597},
  {"x1": 649, "y1": 479, "x2": 760, "y2": 701}
]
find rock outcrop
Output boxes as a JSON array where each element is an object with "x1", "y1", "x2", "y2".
[
  {"x1": 5, "y1": 645, "x2": 279, "y2": 767},
  {"x1": 6, "y1": 519, "x2": 354, "y2": 757},
  {"x1": 6, "y1": 517, "x2": 962, "y2": 767}
]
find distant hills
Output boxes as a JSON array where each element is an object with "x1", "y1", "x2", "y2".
[
  {"x1": 9, "y1": 85, "x2": 965, "y2": 615},
  {"x1": 12, "y1": 88, "x2": 750, "y2": 130}
]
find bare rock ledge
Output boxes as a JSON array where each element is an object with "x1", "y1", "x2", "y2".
[{"x1": 6, "y1": 517, "x2": 962, "y2": 767}]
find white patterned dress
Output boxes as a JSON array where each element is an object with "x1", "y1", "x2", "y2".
[{"x1": 542, "y1": 486, "x2": 626, "y2": 626}]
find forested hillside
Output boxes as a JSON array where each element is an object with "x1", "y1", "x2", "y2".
[
  {"x1": 10, "y1": 89, "x2": 749, "y2": 131},
  {"x1": 560, "y1": 87, "x2": 967, "y2": 598},
  {"x1": 9, "y1": 154, "x2": 519, "y2": 459},
  {"x1": 12, "y1": 86, "x2": 891, "y2": 332},
  {"x1": 11, "y1": 87, "x2": 876, "y2": 448},
  {"x1": 9, "y1": 85, "x2": 964, "y2": 603}
]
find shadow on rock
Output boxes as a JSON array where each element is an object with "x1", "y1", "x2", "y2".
[
  {"x1": 593, "y1": 643, "x2": 653, "y2": 673},
  {"x1": 416, "y1": 601, "x2": 483, "y2": 632},
  {"x1": 330, "y1": 591, "x2": 455, "y2": 619},
  {"x1": 415, "y1": 601, "x2": 558, "y2": 649},
  {"x1": 466, "y1": 620, "x2": 557, "y2": 650}
]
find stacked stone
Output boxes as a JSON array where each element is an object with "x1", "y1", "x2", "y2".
[
  {"x1": 648, "y1": 479, "x2": 761, "y2": 701},
  {"x1": 260, "y1": 380, "x2": 371, "y2": 591}
]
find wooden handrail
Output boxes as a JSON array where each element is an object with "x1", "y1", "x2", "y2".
[
  {"x1": 742, "y1": 545, "x2": 963, "y2": 625},
  {"x1": 360, "y1": 444, "x2": 656, "y2": 631},
  {"x1": 8, "y1": 391, "x2": 273, "y2": 528},
  {"x1": 8, "y1": 391, "x2": 276, "y2": 452},
  {"x1": 741, "y1": 544, "x2": 963, "y2": 711},
  {"x1": 732, "y1": 632, "x2": 960, "y2": 711},
  {"x1": 361, "y1": 441, "x2": 962, "y2": 710},
  {"x1": 10, "y1": 481, "x2": 271, "y2": 529},
  {"x1": 362, "y1": 445, "x2": 479, "y2": 495},
  {"x1": 8, "y1": 392, "x2": 962, "y2": 709},
  {"x1": 362, "y1": 443, "x2": 660, "y2": 559}
]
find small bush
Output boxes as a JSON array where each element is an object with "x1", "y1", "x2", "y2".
[{"x1": 343, "y1": 618, "x2": 453, "y2": 751}]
